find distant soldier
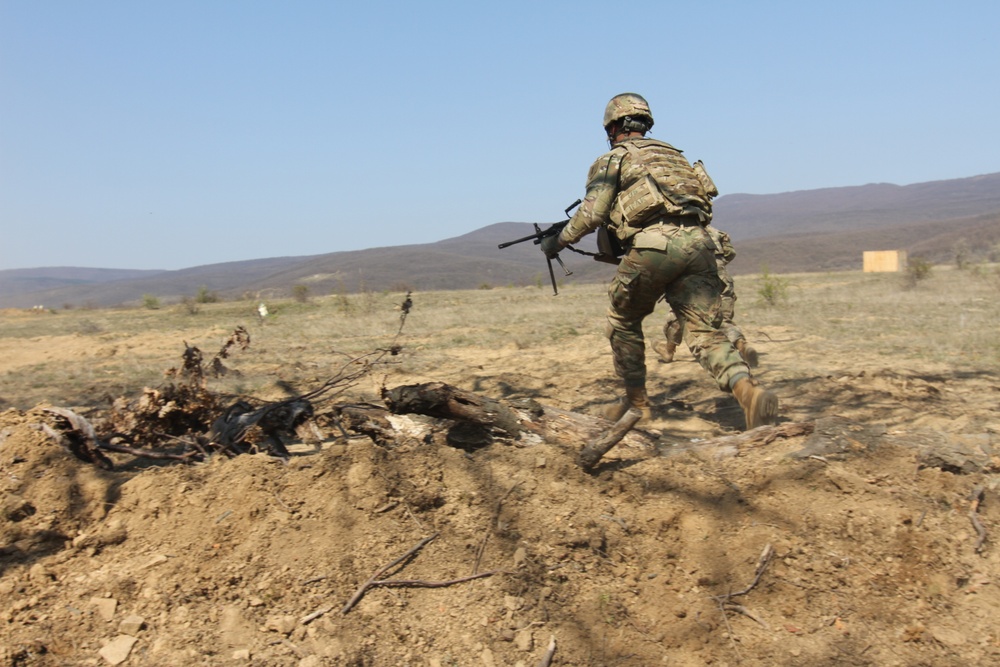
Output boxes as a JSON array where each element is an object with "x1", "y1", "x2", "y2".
[
  {"x1": 654, "y1": 224, "x2": 759, "y2": 367},
  {"x1": 540, "y1": 93, "x2": 778, "y2": 429}
]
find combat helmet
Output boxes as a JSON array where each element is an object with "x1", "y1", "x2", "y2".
[{"x1": 603, "y1": 93, "x2": 654, "y2": 132}]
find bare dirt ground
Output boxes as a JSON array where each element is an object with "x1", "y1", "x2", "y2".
[{"x1": 2, "y1": 266, "x2": 1000, "y2": 666}]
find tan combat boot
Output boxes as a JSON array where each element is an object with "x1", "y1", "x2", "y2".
[
  {"x1": 731, "y1": 377, "x2": 778, "y2": 430},
  {"x1": 600, "y1": 386, "x2": 653, "y2": 423},
  {"x1": 653, "y1": 340, "x2": 676, "y2": 363},
  {"x1": 735, "y1": 339, "x2": 759, "y2": 368}
]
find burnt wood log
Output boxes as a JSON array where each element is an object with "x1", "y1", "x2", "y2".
[
  {"x1": 383, "y1": 382, "x2": 525, "y2": 438},
  {"x1": 377, "y1": 383, "x2": 816, "y2": 465},
  {"x1": 335, "y1": 403, "x2": 410, "y2": 447},
  {"x1": 382, "y1": 382, "x2": 661, "y2": 453}
]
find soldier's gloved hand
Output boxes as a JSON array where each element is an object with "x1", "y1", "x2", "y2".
[{"x1": 539, "y1": 233, "x2": 565, "y2": 259}]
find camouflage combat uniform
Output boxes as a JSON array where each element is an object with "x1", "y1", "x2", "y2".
[
  {"x1": 557, "y1": 137, "x2": 749, "y2": 393},
  {"x1": 662, "y1": 224, "x2": 747, "y2": 348}
]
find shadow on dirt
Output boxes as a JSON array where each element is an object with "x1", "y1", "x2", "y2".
[{"x1": 0, "y1": 465, "x2": 125, "y2": 578}]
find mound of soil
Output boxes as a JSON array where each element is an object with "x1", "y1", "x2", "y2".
[{"x1": 2, "y1": 362, "x2": 999, "y2": 667}]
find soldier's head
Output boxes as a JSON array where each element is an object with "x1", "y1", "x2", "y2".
[{"x1": 603, "y1": 93, "x2": 654, "y2": 143}]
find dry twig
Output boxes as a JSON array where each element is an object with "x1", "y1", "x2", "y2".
[
  {"x1": 343, "y1": 534, "x2": 438, "y2": 614},
  {"x1": 723, "y1": 603, "x2": 770, "y2": 629},
  {"x1": 969, "y1": 486, "x2": 987, "y2": 553},
  {"x1": 341, "y1": 534, "x2": 503, "y2": 614},
  {"x1": 713, "y1": 543, "x2": 775, "y2": 600},
  {"x1": 99, "y1": 441, "x2": 199, "y2": 462},
  {"x1": 711, "y1": 542, "x2": 775, "y2": 653},
  {"x1": 473, "y1": 481, "x2": 521, "y2": 575},
  {"x1": 299, "y1": 605, "x2": 334, "y2": 625},
  {"x1": 536, "y1": 635, "x2": 557, "y2": 667}
]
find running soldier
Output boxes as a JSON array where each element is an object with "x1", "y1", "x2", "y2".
[{"x1": 540, "y1": 93, "x2": 777, "y2": 429}]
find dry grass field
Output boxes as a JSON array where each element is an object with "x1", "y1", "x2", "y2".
[{"x1": 2, "y1": 265, "x2": 1000, "y2": 666}]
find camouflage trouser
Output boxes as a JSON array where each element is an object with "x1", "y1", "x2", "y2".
[
  {"x1": 607, "y1": 227, "x2": 749, "y2": 391},
  {"x1": 663, "y1": 292, "x2": 745, "y2": 347}
]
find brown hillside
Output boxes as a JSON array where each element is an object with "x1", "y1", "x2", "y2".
[
  {"x1": 728, "y1": 213, "x2": 1000, "y2": 275},
  {"x1": 2, "y1": 172, "x2": 999, "y2": 308}
]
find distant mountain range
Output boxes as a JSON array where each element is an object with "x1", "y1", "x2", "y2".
[{"x1": 3, "y1": 173, "x2": 999, "y2": 309}]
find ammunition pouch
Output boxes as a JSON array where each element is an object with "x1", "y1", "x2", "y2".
[
  {"x1": 611, "y1": 141, "x2": 714, "y2": 232},
  {"x1": 692, "y1": 160, "x2": 718, "y2": 198},
  {"x1": 613, "y1": 174, "x2": 685, "y2": 227},
  {"x1": 595, "y1": 227, "x2": 624, "y2": 264}
]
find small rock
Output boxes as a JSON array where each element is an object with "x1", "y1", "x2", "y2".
[
  {"x1": 118, "y1": 614, "x2": 144, "y2": 635},
  {"x1": 298, "y1": 657, "x2": 321, "y2": 667},
  {"x1": 503, "y1": 595, "x2": 522, "y2": 611},
  {"x1": 28, "y1": 563, "x2": 51, "y2": 582},
  {"x1": 98, "y1": 635, "x2": 137, "y2": 665},
  {"x1": 265, "y1": 615, "x2": 297, "y2": 635},
  {"x1": 73, "y1": 522, "x2": 128, "y2": 552},
  {"x1": 929, "y1": 625, "x2": 966, "y2": 646},
  {"x1": 142, "y1": 555, "x2": 169, "y2": 569},
  {"x1": 232, "y1": 649, "x2": 251, "y2": 661},
  {"x1": 513, "y1": 547, "x2": 527, "y2": 568},
  {"x1": 90, "y1": 597, "x2": 117, "y2": 621},
  {"x1": 515, "y1": 629, "x2": 533, "y2": 652}
]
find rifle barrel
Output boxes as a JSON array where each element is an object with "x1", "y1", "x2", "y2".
[
  {"x1": 497, "y1": 221, "x2": 566, "y2": 250},
  {"x1": 497, "y1": 232, "x2": 543, "y2": 249}
]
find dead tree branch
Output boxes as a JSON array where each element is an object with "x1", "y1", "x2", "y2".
[
  {"x1": 341, "y1": 533, "x2": 503, "y2": 614},
  {"x1": 365, "y1": 571, "x2": 500, "y2": 590},
  {"x1": 383, "y1": 382, "x2": 526, "y2": 439},
  {"x1": 383, "y1": 381, "x2": 661, "y2": 453},
  {"x1": 97, "y1": 441, "x2": 200, "y2": 462},
  {"x1": 578, "y1": 408, "x2": 643, "y2": 470},
  {"x1": 710, "y1": 543, "x2": 775, "y2": 639},
  {"x1": 342, "y1": 533, "x2": 436, "y2": 614},
  {"x1": 40, "y1": 409, "x2": 113, "y2": 470},
  {"x1": 714, "y1": 543, "x2": 775, "y2": 600},
  {"x1": 664, "y1": 422, "x2": 815, "y2": 457}
]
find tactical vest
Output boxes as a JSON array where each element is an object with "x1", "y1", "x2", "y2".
[{"x1": 609, "y1": 138, "x2": 716, "y2": 234}]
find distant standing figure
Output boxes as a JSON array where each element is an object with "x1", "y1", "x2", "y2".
[
  {"x1": 257, "y1": 302, "x2": 269, "y2": 321},
  {"x1": 654, "y1": 224, "x2": 758, "y2": 367},
  {"x1": 540, "y1": 93, "x2": 778, "y2": 429}
]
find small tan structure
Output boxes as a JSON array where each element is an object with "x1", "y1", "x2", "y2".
[{"x1": 863, "y1": 250, "x2": 908, "y2": 273}]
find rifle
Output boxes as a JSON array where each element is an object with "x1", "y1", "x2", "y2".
[{"x1": 497, "y1": 199, "x2": 581, "y2": 295}]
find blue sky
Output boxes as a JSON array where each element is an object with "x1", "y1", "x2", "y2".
[{"x1": 2, "y1": 1, "x2": 998, "y2": 271}]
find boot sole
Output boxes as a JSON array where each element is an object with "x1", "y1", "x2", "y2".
[
  {"x1": 653, "y1": 343, "x2": 675, "y2": 363},
  {"x1": 746, "y1": 389, "x2": 779, "y2": 429}
]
